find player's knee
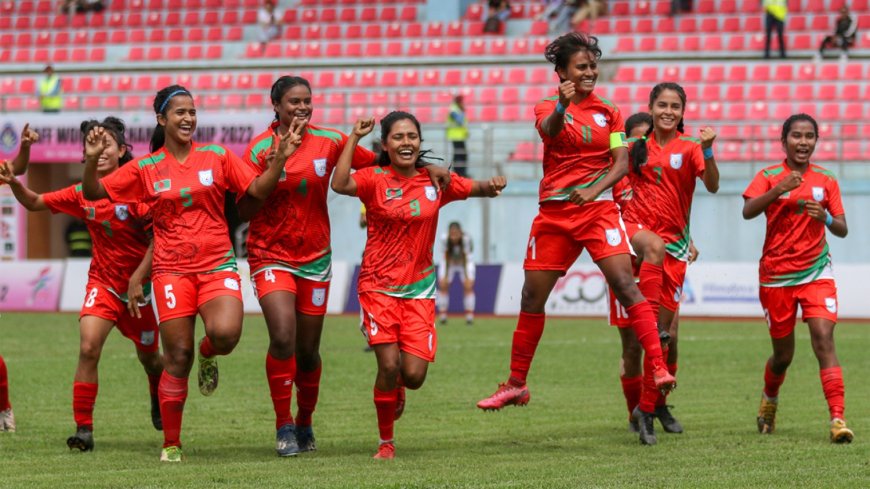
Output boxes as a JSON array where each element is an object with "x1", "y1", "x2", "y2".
[
  {"x1": 520, "y1": 285, "x2": 546, "y2": 313},
  {"x1": 164, "y1": 347, "x2": 194, "y2": 372},
  {"x1": 210, "y1": 330, "x2": 241, "y2": 354},
  {"x1": 610, "y1": 275, "x2": 640, "y2": 304},
  {"x1": 78, "y1": 341, "x2": 103, "y2": 364},
  {"x1": 643, "y1": 238, "x2": 666, "y2": 263},
  {"x1": 772, "y1": 351, "x2": 793, "y2": 370},
  {"x1": 268, "y1": 335, "x2": 295, "y2": 359}
]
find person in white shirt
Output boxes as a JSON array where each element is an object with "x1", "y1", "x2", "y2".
[{"x1": 437, "y1": 222, "x2": 476, "y2": 325}]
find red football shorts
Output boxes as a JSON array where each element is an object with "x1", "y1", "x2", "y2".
[
  {"x1": 358, "y1": 292, "x2": 437, "y2": 362},
  {"x1": 661, "y1": 254, "x2": 688, "y2": 313},
  {"x1": 80, "y1": 282, "x2": 159, "y2": 353},
  {"x1": 759, "y1": 279, "x2": 838, "y2": 339},
  {"x1": 251, "y1": 268, "x2": 330, "y2": 316},
  {"x1": 524, "y1": 201, "x2": 631, "y2": 272},
  {"x1": 608, "y1": 287, "x2": 632, "y2": 328},
  {"x1": 153, "y1": 271, "x2": 243, "y2": 322}
]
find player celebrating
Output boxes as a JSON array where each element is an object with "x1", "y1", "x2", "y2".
[
  {"x1": 331, "y1": 112, "x2": 506, "y2": 459},
  {"x1": 436, "y1": 221, "x2": 476, "y2": 325},
  {"x1": 743, "y1": 114, "x2": 853, "y2": 444},
  {"x1": 0, "y1": 355, "x2": 12, "y2": 432},
  {"x1": 477, "y1": 33, "x2": 675, "y2": 416},
  {"x1": 81, "y1": 86, "x2": 288, "y2": 461},
  {"x1": 0, "y1": 117, "x2": 163, "y2": 450}
]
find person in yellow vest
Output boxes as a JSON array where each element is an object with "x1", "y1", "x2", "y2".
[
  {"x1": 446, "y1": 94, "x2": 469, "y2": 177},
  {"x1": 763, "y1": 0, "x2": 787, "y2": 59},
  {"x1": 37, "y1": 65, "x2": 63, "y2": 113}
]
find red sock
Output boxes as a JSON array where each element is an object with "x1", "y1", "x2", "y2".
[
  {"x1": 199, "y1": 336, "x2": 217, "y2": 358},
  {"x1": 637, "y1": 262, "x2": 663, "y2": 315},
  {"x1": 147, "y1": 374, "x2": 160, "y2": 398},
  {"x1": 763, "y1": 359, "x2": 786, "y2": 399},
  {"x1": 158, "y1": 372, "x2": 188, "y2": 448},
  {"x1": 72, "y1": 381, "x2": 98, "y2": 430},
  {"x1": 295, "y1": 363, "x2": 321, "y2": 427},
  {"x1": 508, "y1": 312, "x2": 546, "y2": 386},
  {"x1": 373, "y1": 387, "x2": 398, "y2": 443},
  {"x1": 0, "y1": 355, "x2": 9, "y2": 411},
  {"x1": 820, "y1": 366, "x2": 845, "y2": 420},
  {"x1": 655, "y1": 361, "x2": 678, "y2": 407},
  {"x1": 620, "y1": 375, "x2": 642, "y2": 416},
  {"x1": 626, "y1": 301, "x2": 664, "y2": 367},
  {"x1": 638, "y1": 354, "x2": 657, "y2": 412},
  {"x1": 266, "y1": 353, "x2": 297, "y2": 429}
]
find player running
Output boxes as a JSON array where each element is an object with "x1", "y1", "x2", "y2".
[
  {"x1": 80, "y1": 85, "x2": 288, "y2": 461},
  {"x1": 0, "y1": 117, "x2": 163, "y2": 450},
  {"x1": 743, "y1": 113, "x2": 853, "y2": 444},
  {"x1": 477, "y1": 33, "x2": 675, "y2": 417},
  {"x1": 436, "y1": 221, "x2": 476, "y2": 325},
  {"x1": 331, "y1": 112, "x2": 506, "y2": 459}
]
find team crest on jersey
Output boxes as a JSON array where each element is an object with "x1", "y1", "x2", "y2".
[
  {"x1": 424, "y1": 185, "x2": 438, "y2": 202},
  {"x1": 199, "y1": 169, "x2": 214, "y2": 186},
  {"x1": 825, "y1": 297, "x2": 837, "y2": 313},
  {"x1": 592, "y1": 113, "x2": 607, "y2": 128},
  {"x1": 223, "y1": 277, "x2": 239, "y2": 290},
  {"x1": 114, "y1": 204, "x2": 129, "y2": 221},
  {"x1": 812, "y1": 186, "x2": 825, "y2": 202},
  {"x1": 312, "y1": 287, "x2": 326, "y2": 307},
  {"x1": 313, "y1": 158, "x2": 327, "y2": 177},
  {"x1": 669, "y1": 153, "x2": 683, "y2": 170},
  {"x1": 140, "y1": 330, "x2": 155, "y2": 346},
  {"x1": 605, "y1": 228, "x2": 622, "y2": 246}
]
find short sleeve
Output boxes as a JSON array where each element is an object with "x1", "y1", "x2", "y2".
[
  {"x1": 224, "y1": 148, "x2": 259, "y2": 195},
  {"x1": 827, "y1": 179, "x2": 845, "y2": 216},
  {"x1": 440, "y1": 173, "x2": 473, "y2": 206},
  {"x1": 103, "y1": 162, "x2": 147, "y2": 203},
  {"x1": 743, "y1": 171, "x2": 771, "y2": 200},
  {"x1": 242, "y1": 136, "x2": 271, "y2": 174},
  {"x1": 691, "y1": 143, "x2": 706, "y2": 178},
  {"x1": 351, "y1": 168, "x2": 375, "y2": 203},
  {"x1": 42, "y1": 184, "x2": 82, "y2": 217},
  {"x1": 608, "y1": 105, "x2": 627, "y2": 150}
]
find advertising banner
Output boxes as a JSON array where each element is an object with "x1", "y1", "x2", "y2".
[{"x1": 0, "y1": 260, "x2": 65, "y2": 312}]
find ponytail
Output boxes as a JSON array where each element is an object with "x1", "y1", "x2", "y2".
[{"x1": 629, "y1": 125, "x2": 654, "y2": 175}]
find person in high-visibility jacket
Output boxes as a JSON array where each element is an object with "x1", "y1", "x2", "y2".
[
  {"x1": 763, "y1": 0, "x2": 787, "y2": 59},
  {"x1": 37, "y1": 65, "x2": 63, "y2": 113},
  {"x1": 446, "y1": 95, "x2": 469, "y2": 177}
]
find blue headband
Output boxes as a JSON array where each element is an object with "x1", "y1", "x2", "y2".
[{"x1": 158, "y1": 90, "x2": 191, "y2": 114}]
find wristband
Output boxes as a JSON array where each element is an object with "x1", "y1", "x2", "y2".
[
  {"x1": 702, "y1": 146, "x2": 714, "y2": 159},
  {"x1": 555, "y1": 102, "x2": 566, "y2": 115},
  {"x1": 825, "y1": 213, "x2": 833, "y2": 227}
]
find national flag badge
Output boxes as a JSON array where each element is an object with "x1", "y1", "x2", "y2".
[
  {"x1": 85, "y1": 206, "x2": 96, "y2": 220},
  {"x1": 198, "y1": 169, "x2": 214, "y2": 186},
  {"x1": 114, "y1": 204, "x2": 129, "y2": 221},
  {"x1": 424, "y1": 185, "x2": 438, "y2": 202},
  {"x1": 592, "y1": 113, "x2": 607, "y2": 127},
  {"x1": 313, "y1": 158, "x2": 327, "y2": 177},
  {"x1": 605, "y1": 228, "x2": 622, "y2": 246},
  {"x1": 386, "y1": 188, "x2": 403, "y2": 200},
  {"x1": 812, "y1": 186, "x2": 824, "y2": 202},
  {"x1": 311, "y1": 287, "x2": 326, "y2": 307},
  {"x1": 154, "y1": 179, "x2": 171, "y2": 193},
  {"x1": 669, "y1": 153, "x2": 683, "y2": 170}
]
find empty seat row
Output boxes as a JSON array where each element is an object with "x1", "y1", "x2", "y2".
[
  {"x1": 613, "y1": 62, "x2": 867, "y2": 83},
  {"x1": 0, "y1": 9, "x2": 257, "y2": 31},
  {"x1": 614, "y1": 32, "x2": 867, "y2": 53},
  {"x1": 1, "y1": 27, "x2": 242, "y2": 47}
]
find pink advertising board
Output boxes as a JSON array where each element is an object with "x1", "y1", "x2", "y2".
[{"x1": 0, "y1": 260, "x2": 65, "y2": 312}]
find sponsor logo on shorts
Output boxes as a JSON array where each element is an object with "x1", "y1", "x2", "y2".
[
  {"x1": 670, "y1": 153, "x2": 683, "y2": 170},
  {"x1": 763, "y1": 308, "x2": 771, "y2": 329},
  {"x1": 812, "y1": 186, "x2": 825, "y2": 202},
  {"x1": 312, "y1": 288, "x2": 326, "y2": 307},
  {"x1": 141, "y1": 330, "x2": 155, "y2": 346},
  {"x1": 424, "y1": 185, "x2": 437, "y2": 202},
  {"x1": 825, "y1": 297, "x2": 837, "y2": 314},
  {"x1": 224, "y1": 277, "x2": 240, "y2": 290},
  {"x1": 605, "y1": 228, "x2": 622, "y2": 247},
  {"x1": 114, "y1": 204, "x2": 129, "y2": 221},
  {"x1": 199, "y1": 169, "x2": 214, "y2": 186},
  {"x1": 674, "y1": 286, "x2": 682, "y2": 304},
  {"x1": 592, "y1": 113, "x2": 607, "y2": 127},
  {"x1": 313, "y1": 158, "x2": 327, "y2": 177},
  {"x1": 428, "y1": 332, "x2": 433, "y2": 352}
]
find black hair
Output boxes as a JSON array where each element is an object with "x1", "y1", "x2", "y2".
[
  {"x1": 270, "y1": 76, "x2": 312, "y2": 122},
  {"x1": 544, "y1": 33, "x2": 602, "y2": 80},
  {"x1": 624, "y1": 112, "x2": 653, "y2": 139},
  {"x1": 80, "y1": 116, "x2": 134, "y2": 166},
  {"x1": 630, "y1": 83, "x2": 687, "y2": 174},
  {"x1": 377, "y1": 111, "x2": 441, "y2": 168},
  {"x1": 150, "y1": 84, "x2": 193, "y2": 153},
  {"x1": 448, "y1": 221, "x2": 461, "y2": 230},
  {"x1": 781, "y1": 113, "x2": 819, "y2": 142}
]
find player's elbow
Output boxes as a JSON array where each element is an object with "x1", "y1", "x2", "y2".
[{"x1": 706, "y1": 182, "x2": 720, "y2": 194}]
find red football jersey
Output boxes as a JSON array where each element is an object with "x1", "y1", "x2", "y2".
[
  {"x1": 101, "y1": 142, "x2": 257, "y2": 277},
  {"x1": 353, "y1": 167, "x2": 472, "y2": 299},
  {"x1": 243, "y1": 122, "x2": 375, "y2": 280},
  {"x1": 534, "y1": 93, "x2": 626, "y2": 203},
  {"x1": 743, "y1": 161, "x2": 845, "y2": 287},
  {"x1": 621, "y1": 132, "x2": 705, "y2": 261},
  {"x1": 43, "y1": 183, "x2": 151, "y2": 298},
  {"x1": 612, "y1": 175, "x2": 633, "y2": 210}
]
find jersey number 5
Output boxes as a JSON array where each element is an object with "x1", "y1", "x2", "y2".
[{"x1": 164, "y1": 284, "x2": 177, "y2": 309}]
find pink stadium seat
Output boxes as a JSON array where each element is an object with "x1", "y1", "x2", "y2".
[
  {"x1": 254, "y1": 73, "x2": 272, "y2": 89},
  {"x1": 769, "y1": 84, "x2": 791, "y2": 101},
  {"x1": 842, "y1": 141, "x2": 862, "y2": 161},
  {"x1": 320, "y1": 8, "x2": 336, "y2": 22},
  {"x1": 385, "y1": 23, "x2": 403, "y2": 38},
  {"x1": 821, "y1": 103, "x2": 840, "y2": 119},
  {"x1": 469, "y1": 39, "x2": 485, "y2": 56},
  {"x1": 773, "y1": 64, "x2": 793, "y2": 81},
  {"x1": 305, "y1": 25, "x2": 322, "y2": 39},
  {"x1": 529, "y1": 67, "x2": 552, "y2": 85},
  {"x1": 639, "y1": 37, "x2": 656, "y2": 51},
  {"x1": 751, "y1": 65, "x2": 771, "y2": 81},
  {"x1": 727, "y1": 65, "x2": 747, "y2": 81},
  {"x1": 406, "y1": 41, "x2": 423, "y2": 56},
  {"x1": 701, "y1": 85, "x2": 720, "y2": 101},
  {"x1": 657, "y1": 17, "x2": 675, "y2": 33},
  {"x1": 304, "y1": 42, "x2": 322, "y2": 57},
  {"x1": 406, "y1": 22, "x2": 423, "y2": 37},
  {"x1": 612, "y1": 66, "x2": 635, "y2": 83},
  {"x1": 507, "y1": 68, "x2": 526, "y2": 85},
  {"x1": 703, "y1": 36, "x2": 723, "y2": 51},
  {"x1": 364, "y1": 42, "x2": 382, "y2": 57},
  {"x1": 636, "y1": 19, "x2": 653, "y2": 33},
  {"x1": 487, "y1": 68, "x2": 504, "y2": 85},
  {"x1": 750, "y1": 101, "x2": 769, "y2": 120},
  {"x1": 727, "y1": 35, "x2": 746, "y2": 51},
  {"x1": 841, "y1": 84, "x2": 860, "y2": 100},
  {"x1": 615, "y1": 38, "x2": 635, "y2": 52},
  {"x1": 325, "y1": 42, "x2": 342, "y2": 57},
  {"x1": 744, "y1": 16, "x2": 762, "y2": 32},
  {"x1": 466, "y1": 69, "x2": 483, "y2": 85},
  {"x1": 792, "y1": 34, "x2": 812, "y2": 49},
  {"x1": 364, "y1": 24, "x2": 382, "y2": 38},
  {"x1": 817, "y1": 84, "x2": 837, "y2": 100},
  {"x1": 700, "y1": 17, "x2": 718, "y2": 32},
  {"x1": 797, "y1": 64, "x2": 816, "y2": 80}
]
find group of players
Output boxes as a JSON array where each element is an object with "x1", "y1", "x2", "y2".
[{"x1": 0, "y1": 31, "x2": 854, "y2": 460}]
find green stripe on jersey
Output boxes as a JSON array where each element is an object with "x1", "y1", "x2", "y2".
[
  {"x1": 542, "y1": 95, "x2": 559, "y2": 101},
  {"x1": 679, "y1": 136, "x2": 701, "y2": 144},
  {"x1": 75, "y1": 183, "x2": 82, "y2": 193},
  {"x1": 138, "y1": 152, "x2": 166, "y2": 168},
  {"x1": 252, "y1": 250, "x2": 333, "y2": 282},
  {"x1": 665, "y1": 224, "x2": 692, "y2": 261},
  {"x1": 810, "y1": 167, "x2": 837, "y2": 179},
  {"x1": 211, "y1": 249, "x2": 238, "y2": 273},
  {"x1": 249, "y1": 137, "x2": 274, "y2": 164},
  {"x1": 196, "y1": 144, "x2": 227, "y2": 156},
  {"x1": 762, "y1": 244, "x2": 830, "y2": 287},
  {"x1": 377, "y1": 270, "x2": 437, "y2": 299},
  {"x1": 307, "y1": 127, "x2": 342, "y2": 144},
  {"x1": 543, "y1": 170, "x2": 609, "y2": 201},
  {"x1": 763, "y1": 166, "x2": 785, "y2": 178},
  {"x1": 599, "y1": 96, "x2": 615, "y2": 109}
]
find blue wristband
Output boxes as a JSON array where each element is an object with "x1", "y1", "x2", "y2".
[
  {"x1": 702, "y1": 146, "x2": 714, "y2": 159},
  {"x1": 555, "y1": 102, "x2": 566, "y2": 115},
  {"x1": 825, "y1": 213, "x2": 833, "y2": 227}
]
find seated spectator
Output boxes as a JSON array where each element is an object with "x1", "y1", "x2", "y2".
[
  {"x1": 819, "y1": 5, "x2": 858, "y2": 59},
  {"x1": 571, "y1": 0, "x2": 606, "y2": 29},
  {"x1": 258, "y1": 0, "x2": 283, "y2": 48},
  {"x1": 484, "y1": 0, "x2": 512, "y2": 33},
  {"x1": 670, "y1": 0, "x2": 692, "y2": 16},
  {"x1": 536, "y1": 0, "x2": 578, "y2": 34}
]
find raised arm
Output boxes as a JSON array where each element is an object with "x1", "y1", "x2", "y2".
[
  {"x1": 0, "y1": 160, "x2": 48, "y2": 211},
  {"x1": 10, "y1": 124, "x2": 39, "y2": 176},
  {"x1": 743, "y1": 171, "x2": 802, "y2": 220},
  {"x1": 82, "y1": 127, "x2": 111, "y2": 200},
  {"x1": 469, "y1": 175, "x2": 507, "y2": 198},
  {"x1": 540, "y1": 81, "x2": 575, "y2": 138},
  {"x1": 244, "y1": 120, "x2": 303, "y2": 201},
  {"x1": 331, "y1": 117, "x2": 375, "y2": 196},
  {"x1": 699, "y1": 127, "x2": 720, "y2": 194}
]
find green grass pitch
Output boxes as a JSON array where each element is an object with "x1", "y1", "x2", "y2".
[{"x1": 1, "y1": 313, "x2": 869, "y2": 488}]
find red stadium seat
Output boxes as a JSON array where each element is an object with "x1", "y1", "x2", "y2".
[
  {"x1": 684, "y1": 66, "x2": 702, "y2": 82},
  {"x1": 751, "y1": 65, "x2": 771, "y2": 81},
  {"x1": 817, "y1": 84, "x2": 837, "y2": 100},
  {"x1": 841, "y1": 84, "x2": 860, "y2": 101},
  {"x1": 406, "y1": 41, "x2": 423, "y2": 57},
  {"x1": 703, "y1": 35, "x2": 723, "y2": 51},
  {"x1": 364, "y1": 42, "x2": 382, "y2": 57},
  {"x1": 770, "y1": 84, "x2": 792, "y2": 101},
  {"x1": 469, "y1": 39, "x2": 485, "y2": 55},
  {"x1": 727, "y1": 65, "x2": 747, "y2": 81},
  {"x1": 615, "y1": 38, "x2": 635, "y2": 52},
  {"x1": 700, "y1": 85, "x2": 720, "y2": 101},
  {"x1": 773, "y1": 64, "x2": 793, "y2": 81},
  {"x1": 304, "y1": 42, "x2": 322, "y2": 57},
  {"x1": 320, "y1": 8, "x2": 336, "y2": 23},
  {"x1": 325, "y1": 42, "x2": 342, "y2": 57},
  {"x1": 364, "y1": 24, "x2": 382, "y2": 38}
]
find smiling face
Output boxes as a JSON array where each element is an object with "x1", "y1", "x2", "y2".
[
  {"x1": 650, "y1": 89, "x2": 684, "y2": 135},
  {"x1": 556, "y1": 50, "x2": 598, "y2": 98},
  {"x1": 96, "y1": 131, "x2": 125, "y2": 174},
  {"x1": 783, "y1": 119, "x2": 817, "y2": 165},
  {"x1": 274, "y1": 84, "x2": 312, "y2": 128},
  {"x1": 384, "y1": 118, "x2": 420, "y2": 172},
  {"x1": 158, "y1": 95, "x2": 196, "y2": 147}
]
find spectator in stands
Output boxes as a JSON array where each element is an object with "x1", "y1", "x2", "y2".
[
  {"x1": 258, "y1": 0, "x2": 283, "y2": 49},
  {"x1": 818, "y1": 5, "x2": 858, "y2": 60},
  {"x1": 571, "y1": 0, "x2": 607, "y2": 29},
  {"x1": 535, "y1": 0, "x2": 578, "y2": 34},
  {"x1": 37, "y1": 65, "x2": 63, "y2": 113},
  {"x1": 484, "y1": 0, "x2": 511, "y2": 33},
  {"x1": 670, "y1": 0, "x2": 692, "y2": 15},
  {"x1": 446, "y1": 95, "x2": 469, "y2": 177},
  {"x1": 763, "y1": 0, "x2": 787, "y2": 59}
]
